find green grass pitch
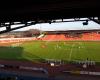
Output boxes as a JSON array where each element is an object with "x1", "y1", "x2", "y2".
[{"x1": 0, "y1": 41, "x2": 100, "y2": 62}]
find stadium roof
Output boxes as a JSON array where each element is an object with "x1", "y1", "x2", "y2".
[
  {"x1": 0, "y1": 0, "x2": 100, "y2": 22},
  {"x1": 0, "y1": 0, "x2": 100, "y2": 33}
]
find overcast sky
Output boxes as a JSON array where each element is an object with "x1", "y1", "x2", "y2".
[{"x1": 12, "y1": 20, "x2": 100, "y2": 31}]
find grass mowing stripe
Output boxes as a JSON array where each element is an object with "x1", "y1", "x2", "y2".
[{"x1": 69, "y1": 43, "x2": 75, "y2": 61}]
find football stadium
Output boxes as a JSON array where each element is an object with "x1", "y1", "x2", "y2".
[
  {"x1": 1, "y1": 31, "x2": 100, "y2": 62},
  {"x1": 0, "y1": 0, "x2": 100, "y2": 79},
  {"x1": 1, "y1": 29, "x2": 100, "y2": 80}
]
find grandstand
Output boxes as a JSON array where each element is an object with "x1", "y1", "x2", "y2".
[
  {"x1": 0, "y1": 29, "x2": 40, "y2": 38},
  {"x1": 42, "y1": 30, "x2": 100, "y2": 41}
]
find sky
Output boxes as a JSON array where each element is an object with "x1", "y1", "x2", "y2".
[{"x1": 13, "y1": 20, "x2": 100, "y2": 31}]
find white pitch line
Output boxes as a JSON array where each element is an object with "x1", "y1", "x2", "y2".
[{"x1": 69, "y1": 43, "x2": 75, "y2": 61}]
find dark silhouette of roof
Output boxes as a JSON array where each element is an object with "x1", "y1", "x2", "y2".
[{"x1": 0, "y1": 0, "x2": 100, "y2": 22}]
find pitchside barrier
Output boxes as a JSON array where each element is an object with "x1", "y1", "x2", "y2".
[
  {"x1": 44, "y1": 59, "x2": 71, "y2": 66},
  {"x1": 42, "y1": 59, "x2": 100, "y2": 68},
  {"x1": 71, "y1": 60, "x2": 100, "y2": 65},
  {"x1": 40, "y1": 59, "x2": 97, "y2": 66},
  {"x1": 71, "y1": 60, "x2": 96, "y2": 66},
  {"x1": 40, "y1": 58, "x2": 100, "y2": 67}
]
